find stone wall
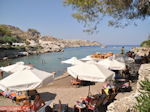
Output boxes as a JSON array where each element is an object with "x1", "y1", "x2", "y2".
[{"x1": 107, "y1": 64, "x2": 150, "y2": 112}]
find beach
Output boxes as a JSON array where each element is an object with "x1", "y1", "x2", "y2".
[
  {"x1": 38, "y1": 73, "x2": 137, "y2": 108},
  {"x1": 0, "y1": 72, "x2": 137, "y2": 112},
  {"x1": 0, "y1": 72, "x2": 137, "y2": 108}
]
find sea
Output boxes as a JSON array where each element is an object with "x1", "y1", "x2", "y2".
[{"x1": 0, "y1": 45, "x2": 139, "y2": 77}]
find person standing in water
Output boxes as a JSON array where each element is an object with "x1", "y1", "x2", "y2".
[{"x1": 121, "y1": 46, "x2": 125, "y2": 54}]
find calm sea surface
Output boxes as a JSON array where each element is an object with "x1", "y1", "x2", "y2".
[{"x1": 0, "y1": 45, "x2": 139, "y2": 76}]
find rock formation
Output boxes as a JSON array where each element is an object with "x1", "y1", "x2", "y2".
[
  {"x1": 0, "y1": 25, "x2": 101, "y2": 60},
  {"x1": 107, "y1": 64, "x2": 150, "y2": 112},
  {"x1": 132, "y1": 47, "x2": 150, "y2": 57}
]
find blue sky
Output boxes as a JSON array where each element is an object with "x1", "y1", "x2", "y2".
[{"x1": 0, "y1": 0, "x2": 149, "y2": 45}]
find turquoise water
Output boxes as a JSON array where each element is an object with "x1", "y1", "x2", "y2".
[{"x1": 0, "y1": 45, "x2": 138, "y2": 76}]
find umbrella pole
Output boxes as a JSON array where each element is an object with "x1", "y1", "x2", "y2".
[{"x1": 88, "y1": 85, "x2": 90, "y2": 97}]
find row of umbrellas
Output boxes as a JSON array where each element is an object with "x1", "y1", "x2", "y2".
[
  {"x1": 0, "y1": 62, "x2": 54, "y2": 92},
  {"x1": 62, "y1": 54, "x2": 134, "y2": 82}
]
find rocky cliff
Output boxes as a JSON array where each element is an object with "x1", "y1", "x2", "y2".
[
  {"x1": 107, "y1": 64, "x2": 150, "y2": 112},
  {"x1": 39, "y1": 36, "x2": 100, "y2": 53},
  {"x1": 131, "y1": 47, "x2": 150, "y2": 57},
  {"x1": 0, "y1": 25, "x2": 101, "y2": 60}
]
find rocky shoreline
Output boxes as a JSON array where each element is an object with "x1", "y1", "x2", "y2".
[{"x1": 0, "y1": 24, "x2": 101, "y2": 61}]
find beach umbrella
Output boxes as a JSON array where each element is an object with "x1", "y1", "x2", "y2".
[
  {"x1": 80, "y1": 55, "x2": 97, "y2": 62},
  {"x1": 115, "y1": 55, "x2": 134, "y2": 63},
  {"x1": 61, "y1": 57, "x2": 83, "y2": 65},
  {"x1": 0, "y1": 67, "x2": 54, "y2": 91},
  {"x1": 109, "y1": 60, "x2": 126, "y2": 70},
  {"x1": 67, "y1": 63, "x2": 115, "y2": 82},
  {"x1": 97, "y1": 58, "x2": 111, "y2": 69},
  {"x1": 98, "y1": 58, "x2": 126, "y2": 70},
  {"x1": 0, "y1": 62, "x2": 27, "y2": 73}
]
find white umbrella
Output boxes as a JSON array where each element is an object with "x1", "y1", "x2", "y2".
[
  {"x1": 98, "y1": 58, "x2": 126, "y2": 70},
  {"x1": 109, "y1": 60, "x2": 126, "y2": 70},
  {"x1": 115, "y1": 55, "x2": 134, "y2": 63},
  {"x1": 80, "y1": 55, "x2": 97, "y2": 62},
  {"x1": 0, "y1": 67, "x2": 54, "y2": 91},
  {"x1": 67, "y1": 63, "x2": 115, "y2": 82},
  {"x1": 98, "y1": 58, "x2": 111, "y2": 69},
  {"x1": 0, "y1": 62, "x2": 26, "y2": 73},
  {"x1": 61, "y1": 57, "x2": 83, "y2": 65}
]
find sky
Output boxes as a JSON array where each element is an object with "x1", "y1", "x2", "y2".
[{"x1": 0, "y1": 0, "x2": 150, "y2": 45}]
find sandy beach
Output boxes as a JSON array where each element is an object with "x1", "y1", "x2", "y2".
[
  {"x1": 0, "y1": 72, "x2": 137, "y2": 111},
  {"x1": 37, "y1": 72, "x2": 137, "y2": 109}
]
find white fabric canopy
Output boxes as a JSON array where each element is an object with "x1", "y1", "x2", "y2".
[
  {"x1": 0, "y1": 68, "x2": 54, "y2": 91},
  {"x1": 67, "y1": 63, "x2": 115, "y2": 82},
  {"x1": 0, "y1": 62, "x2": 27, "y2": 73},
  {"x1": 98, "y1": 58, "x2": 111, "y2": 69},
  {"x1": 98, "y1": 58, "x2": 126, "y2": 70},
  {"x1": 109, "y1": 60, "x2": 126, "y2": 70},
  {"x1": 80, "y1": 55, "x2": 97, "y2": 62},
  {"x1": 115, "y1": 55, "x2": 134, "y2": 63},
  {"x1": 61, "y1": 57, "x2": 83, "y2": 65}
]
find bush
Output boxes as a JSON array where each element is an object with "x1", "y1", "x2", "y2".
[
  {"x1": 134, "y1": 78, "x2": 150, "y2": 112},
  {"x1": 0, "y1": 25, "x2": 11, "y2": 37},
  {"x1": 25, "y1": 40, "x2": 30, "y2": 45},
  {"x1": 1, "y1": 36, "x2": 18, "y2": 45}
]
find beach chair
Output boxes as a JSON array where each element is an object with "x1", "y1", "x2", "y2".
[
  {"x1": 71, "y1": 79, "x2": 81, "y2": 88},
  {"x1": 1, "y1": 91, "x2": 13, "y2": 97},
  {"x1": 15, "y1": 91, "x2": 27, "y2": 104},
  {"x1": 37, "y1": 100, "x2": 52, "y2": 112},
  {"x1": 8, "y1": 92, "x2": 19, "y2": 100}
]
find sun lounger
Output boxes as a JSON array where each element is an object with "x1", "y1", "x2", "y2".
[
  {"x1": 37, "y1": 100, "x2": 52, "y2": 112},
  {"x1": 71, "y1": 79, "x2": 81, "y2": 88},
  {"x1": 1, "y1": 91, "x2": 12, "y2": 97},
  {"x1": 9, "y1": 92, "x2": 21, "y2": 100}
]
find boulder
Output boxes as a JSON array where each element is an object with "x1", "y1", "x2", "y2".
[{"x1": 107, "y1": 64, "x2": 150, "y2": 112}]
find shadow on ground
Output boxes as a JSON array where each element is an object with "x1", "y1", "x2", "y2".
[{"x1": 39, "y1": 92, "x2": 56, "y2": 102}]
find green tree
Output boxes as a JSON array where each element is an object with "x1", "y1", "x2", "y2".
[
  {"x1": 135, "y1": 78, "x2": 150, "y2": 112},
  {"x1": 2, "y1": 36, "x2": 18, "y2": 45},
  {"x1": 64, "y1": 0, "x2": 150, "y2": 33},
  {"x1": 0, "y1": 25, "x2": 11, "y2": 37}
]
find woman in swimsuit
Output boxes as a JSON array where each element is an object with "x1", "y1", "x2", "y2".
[{"x1": 32, "y1": 94, "x2": 45, "y2": 112}]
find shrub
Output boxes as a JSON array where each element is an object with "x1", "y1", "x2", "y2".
[
  {"x1": 1, "y1": 36, "x2": 18, "y2": 45},
  {"x1": 134, "y1": 78, "x2": 150, "y2": 112},
  {"x1": 25, "y1": 40, "x2": 30, "y2": 45},
  {"x1": 0, "y1": 25, "x2": 11, "y2": 37}
]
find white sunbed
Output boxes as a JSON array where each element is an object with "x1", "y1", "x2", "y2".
[{"x1": 37, "y1": 100, "x2": 52, "y2": 112}]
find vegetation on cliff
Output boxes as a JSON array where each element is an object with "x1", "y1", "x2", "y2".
[
  {"x1": 0, "y1": 25, "x2": 40, "y2": 45},
  {"x1": 140, "y1": 34, "x2": 150, "y2": 47},
  {"x1": 135, "y1": 78, "x2": 150, "y2": 112},
  {"x1": 0, "y1": 25, "x2": 19, "y2": 45}
]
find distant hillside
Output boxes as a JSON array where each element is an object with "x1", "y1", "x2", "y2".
[
  {"x1": 0, "y1": 24, "x2": 40, "y2": 43},
  {"x1": 0, "y1": 24, "x2": 101, "y2": 60},
  {"x1": 0, "y1": 24, "x2": 100, "y2": 46}
]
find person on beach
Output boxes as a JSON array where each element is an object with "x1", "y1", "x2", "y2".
[
  {"x1": 32, "y1": 94, "x2": 45, "y2": 112},
  {"x1": 121, "y1": 46, "x2": 124, "y2": 54},
  {"x1": 8, "y1": 62, "x2": 11, "y2": 66},
  {"x1": 21, "y1": 99, "x2": 31, "y2": 111},
  {"x1": 0, "y1": 70, "x2": 3, "y2": 80},
  {"x1": 123, "y1": 65, "x2": 131, "y2": 80}
]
